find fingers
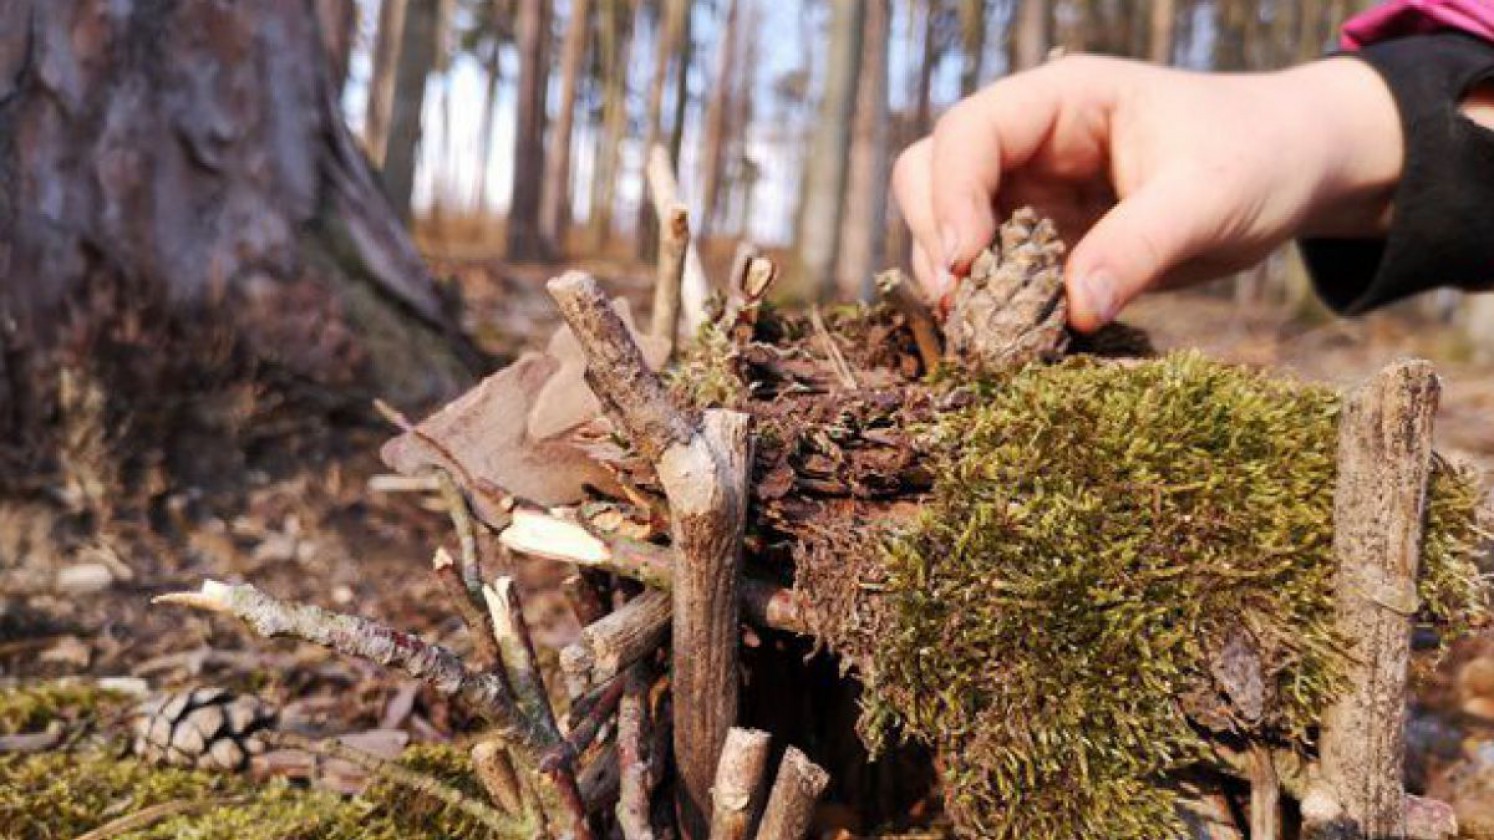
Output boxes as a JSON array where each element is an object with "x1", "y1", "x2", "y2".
[
  {"x1": 1064, "y1": 174, "x2": 1221, "y2": 332},
  {"x1": 891, "y1": 139, "x2": 954, "y2": 300},
  {"x1": 928, "y1": 61, "x2": 1098, "y2": 273}
]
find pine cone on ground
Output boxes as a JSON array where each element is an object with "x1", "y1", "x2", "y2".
[{"x1": 133, "y1": 687, "x2": 275, "y2": 771}]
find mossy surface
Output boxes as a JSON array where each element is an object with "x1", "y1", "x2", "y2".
[
  {"x1": 0, "y1": 729, "x2": 525, "y2": 839},
  {"x1": 864, "y1": 352, "x2": 1487, "y2": 840}
]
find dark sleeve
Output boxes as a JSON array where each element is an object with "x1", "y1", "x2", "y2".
[{"x1": 1300, "y1": 32, "x2": 1494, "y2": 314}]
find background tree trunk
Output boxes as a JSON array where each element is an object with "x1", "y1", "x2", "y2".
[
  {"x1": 636, "y1": 0, "x2": 690, "y2": 259},
  {"x1": 1012, "y1": 0, "x2": 1049, "y2": 71},
  {"x1": 507, "y1": 0, "x2": 552, "y2": 261},
  {"x1": 588, "y1": 0, "x2": 638, "y2": 250},
  {"x1": 1149, "y1": 0, "x2": 1176, "y2": 64},
  {"x1": 365, "y1": 0, "x2": 408, "y2": 165},
  {"x1": 316, "y1": 0, "x2": 358, "y2": 93},
  {"x1": 835, "y1": 0, "x2": 891, "y2": 301},
  {"x1": 696, "y1": 0, "x2": 741, "y2": 239},
  {"x1": 0, "y1": 0, "x2": 472, "y2": 479},
  {"x1": 540, "y1": 0, "x2": 593, "y2": 255},
  {"x1": 959, "y1": 0, "x2": 986, "y2": 96},
  {"x1": 785, "y1": 0, "x2": 864, "y2": 301},
  {"x1": 383, "y1": 0, "x2": 441, "y2": 221}
]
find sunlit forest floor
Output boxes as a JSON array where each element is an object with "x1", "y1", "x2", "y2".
[{"x1": 8, "y1": 240, "x2": 1494, "y2": 834}]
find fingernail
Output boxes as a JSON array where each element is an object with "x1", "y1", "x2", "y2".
[
  {"x1": 940, "y1": 225, "x2": 962, "y2": 269},
  {"x1": 1082, "y1": 272, "x2": 1120, "y2": 325}
]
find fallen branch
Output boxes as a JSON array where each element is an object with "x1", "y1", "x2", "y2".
[
  {"x1": 154, "y1": 581, "x2": 550, "y2": 754},
  {"x1": 708, "y1": 728, "x2": 772, "y2": 840},
  {"x1": 755, "y1": 746, "x2": 829, "y2": 840},
  {"x1": 433, "y1": 548, "x2": 502, "y2": 672},
  {"x1": 560, "y1": 590, "x2": 672, "y2": 695}
]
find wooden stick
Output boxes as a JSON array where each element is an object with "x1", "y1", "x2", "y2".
[
  {"x1": 1249, "y1": 744, "x2": 1281, "y2": 840},
  {"x1": 617, "y1": 665, "x2": 657, "y2": 840},
  {"x1": 501, "y1": 509, "x2": 808, "y2": 634},
  {"x1": 435, "y1": 469, "x2": 484, "y2": 598},
  {"x1": 154, "y1": 580, "x2": 550, "y2": 753},
  {"x1": 542, "y1": 678, "x2": 625, "y2": 774},
  {"x1": 483, "y1": 578, "x2": 594, "y2": 840},
  {"x1": 755, "y1": 746, "x2": 829, "y2": 840},
  {"x1": 561, "y1": 590, "x2": 672, "y2": 695},
  {"x1": 708, "y1": 728, "x2": 772, "y2": 840},
  {"x1": 876, "y1": 268, "x2": 942, "y2": 373},
  {"x1": 670, "y1": 410, "x2": 753, "y2": 839},
  {"x1": 471, "y1": 738, "x2": 526, "y2": 816},
  {"x1": 432, "y1": 548, "x2": 502, "y2": 673},
  {"x1": 652, "y1": 202, "x2": 690, "y2": 357},
  {"x1": 644, "y1": 145, "x2": 710, "y2": 334},
  {"x1": 726, "y1": 242, "x2": 760, "y2": 298},
  {"x1": 548, "y1": 272, "x2": 752, "y2": 838},
  {"x1": 1307, "y1": 360, "x2": 1439, "y2": 840},
  {"x1": 548, "y1": 272, "x2": 694, "y2": 462}
]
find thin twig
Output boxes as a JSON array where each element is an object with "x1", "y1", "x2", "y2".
[
  {"x1": 435, "y1": 470, "x2": 485, "y2": 599},
  {"x1": 652, "y1": 202, "x2": 691, "y2": 358},
  {"x1": 432, "y1": 548, "x2": 503, "y2": 673},
  {"x1": 809, "y1": 306, "x2": 858, "y2": 390},
  {"x1": 72, "y1": 798, "x2": 242, "y2": 840}
]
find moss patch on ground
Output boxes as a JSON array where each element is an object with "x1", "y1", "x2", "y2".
[
  {"x1": 0, "y1": 683, "x2": 525, "y2": 840},
  {"x1": 864, "y1": 352, "x2": 1487, "y2": 840}
]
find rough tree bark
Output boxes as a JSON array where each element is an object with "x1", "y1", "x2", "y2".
[
  {"x1": 507, "y1": 0, "x2": 552, "y2": 261},
  {"x1": 366, "y1": 0, "x2": 408, "y2": 164},
  {"x1": 835, "y1": 0, "x2": 891, "y2": 301},
  {"x1": 384, "y1": 0, "x2": 441, "y2": 222},
  {"x1": 0, "y1": 0, "x2": 472, "y2": 474},
  {"x1": 786, "y1": 0, "x2": 864, "y2": 301},
  {"x1": 540, "y1": 0, "x2": 592, "y2": 255}
]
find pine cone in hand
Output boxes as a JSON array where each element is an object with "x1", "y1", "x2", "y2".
[
  {"x1": 133, "y1": 687, "x2": 275, "y2": 771},
  {"x1": 944, "y1": 207, "x2": 1070, "y2": 374}
]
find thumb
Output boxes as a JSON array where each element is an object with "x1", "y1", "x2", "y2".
[{"x1": 1064, "y1": 177, "x2": 1218, "y2": 332}]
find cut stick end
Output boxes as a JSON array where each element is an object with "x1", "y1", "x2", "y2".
[{"x1": 152, "y1": 579, "x2": 234, "y2": 613}]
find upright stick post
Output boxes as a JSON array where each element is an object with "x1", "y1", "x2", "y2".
[
  {"x1": 651, "y1": 203, "x2": 690, "y2": 358},
  {"x1": 1307, "y1": 359, "x2": 1439, "y2": 840}
]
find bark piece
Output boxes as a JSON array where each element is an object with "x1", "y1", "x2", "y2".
[
  {"x1": 945, "y1": 208, "x2": 1070, "y2": 373},
  {"x1": 708, "y1": 728, "x2": 773, "y2": 840},
  {"x1": 1309, "y1": 359, "x2": 1440, "y2": 840},
  {"x1": 530, "y1": 298, "x2": 672, "y2": 442},
  {"x1": 472, "y1": 738, "x2": 525, "y2": 815},
  {"x1": 756, "y1": 747, "x2": 829, "y2": 840}
]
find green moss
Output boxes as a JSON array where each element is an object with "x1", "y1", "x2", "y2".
[
  {"x1": 0, "y1": 680, "x2": 130, "y2": 735},
  {"x1": 0, "y1": 742, "x2": 527, "y2": 839},
  {"x1": 865, "y1": 352, "x2": 1487, "y2": 840}
]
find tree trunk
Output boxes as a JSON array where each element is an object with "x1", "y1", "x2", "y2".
[
  {"x1": 0, "y1": 0, "x2": 473, "y2": 481},
  {"x1": 695, "y1": 0, "x2": 741, "y2": 240},
  {"x1": 1148, "y1": 0, "x2": 1176, "y2": 64},
  {"x1": 540, "y1": 0, "x2": 592, "y2": 255},
  {"x1": 588, "y1": 0, "x2": 638, "y2": 250},
  {"x1": 366, "y1": 0, "x2": 408, "y2": 165},
  {"x1": 785, "y1": 0, "x2": 864, "y2": 302},
  {"x1": 383, "y1": 0, "x2": 441, "y2": 222},
  {"x1": 507, "y1": 0, "x2": 552, "y2": 261},
  {"x1": 959, "y1": 0, "x2": 986, "y2": 96},
  {"x1": 835, "y1": 0, "x2": 891, "y2": 301},
  {"x1": 316, "y1": 0, "x2": 358, "y2": 93},
  {"x1": 636, "y1": 0, "x2": 690, "y2": 260},
  {"x1": 1012, "y1": 0, "x2": 1049, "y2": 71},
  {"x1": 475, "y1": 36, "x2": 503, "y2": 212}
]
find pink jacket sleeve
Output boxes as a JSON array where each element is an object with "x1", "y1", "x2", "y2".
[{"x1": 1342, "y1": 0, "x2": 1494, "y2": 49}]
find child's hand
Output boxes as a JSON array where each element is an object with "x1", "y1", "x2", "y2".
[{"x1": 892, "y1": 55, "x2": 1403, "y2": 331}]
